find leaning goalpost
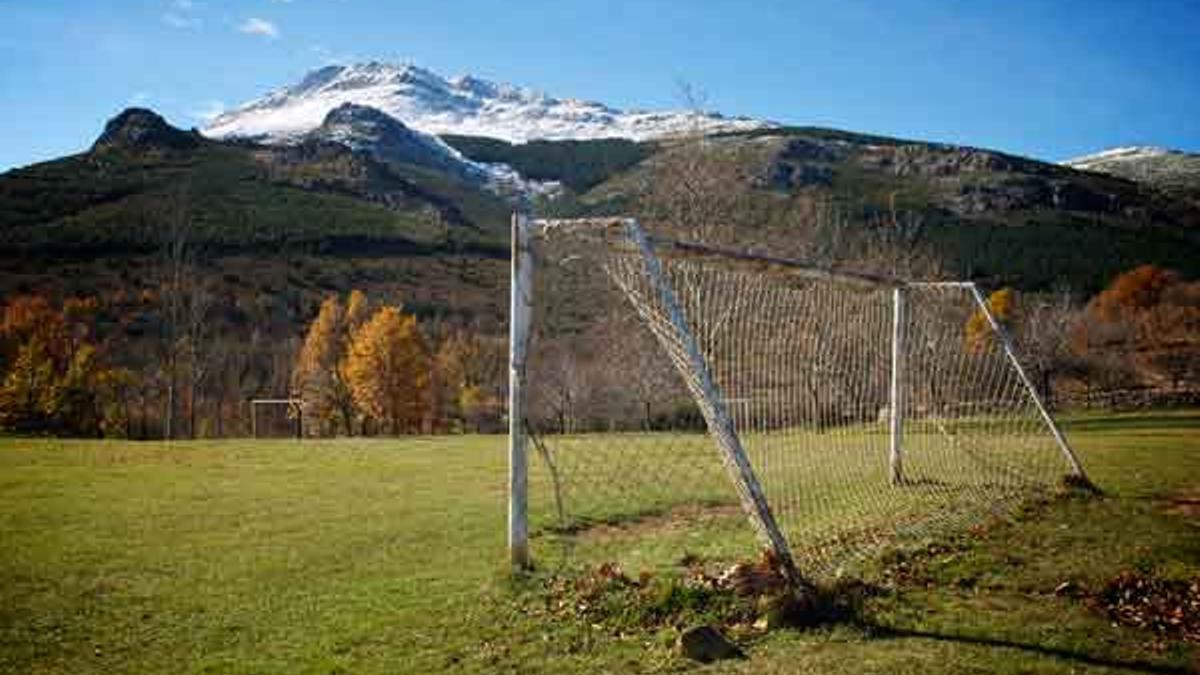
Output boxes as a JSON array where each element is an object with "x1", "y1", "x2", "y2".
[{"x1": 508, "y1": 213, "x2": 1090, "y2": 584}]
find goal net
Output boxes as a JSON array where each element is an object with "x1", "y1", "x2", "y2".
[{"x1": 511, "y1": 215, "x2": 1088, "y2": 580}]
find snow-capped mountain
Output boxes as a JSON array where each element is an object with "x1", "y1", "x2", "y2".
[
  {"x1": 1062, "y1": 146, "x2": 1175, "y2": 171},
  {"x1": 204, "y1": 61, "x2": 773, "y2": 144},
  {"x1": 308, "y1": 102, "x2": 560, "y2": 197},
  {"x1": 1063, "y1": 146, "x2": 1200, "y2": 197},
  {"x1": 311, "y1": 102, "x2": 486, "y2": 183}
]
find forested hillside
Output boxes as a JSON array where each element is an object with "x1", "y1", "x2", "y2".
[
  {"x1": 577, "y1": 128, "x2": 1200, "y2": 293},
  {"x1": 1, "y1": 107, "x2": 1197, "y2": 438}
]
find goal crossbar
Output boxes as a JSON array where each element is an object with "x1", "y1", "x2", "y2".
[
  {"x1": 249, "y1": 398, "x2": 304, "y2": 439},
  {"x1": 533, "y1": 217, "x2": 903, "y2": 289}
]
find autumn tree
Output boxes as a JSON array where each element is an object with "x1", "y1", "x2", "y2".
[
  {"x1": 342, "y1": 305, "x2": 432, "y2": 434},
  {"x1": 434, "y1": 329, "x2": 505, "y2": 432},
  {"x1": 1, "y1": 295, "x2": 66, "y2": 367},
  {"x1": 0, "y1": 294, "x2": 133, "y2": 436},
  {"x1": 291, "y1": 295, "x2": 357, "y2": 435},
  {"x1": 1076, "y1": 265, "x2": 1200, "y2": 392},
  {"x1": 964, "y1": 288, "x2": 1017, "y2": 354},
  {"x1": 0, "y1": 337, "x2": 56, "y2": 432},
  {"x1": 344, "y1": 289, "x2": 370, "y2": 334},
  {"x1": 1089, "y1": 264, "x2": 1178, "y2": 324}
]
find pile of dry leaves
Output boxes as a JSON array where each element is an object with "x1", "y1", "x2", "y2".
[{"x1": 1087, "y1": 571, "x2": 1200, "y2": 646}]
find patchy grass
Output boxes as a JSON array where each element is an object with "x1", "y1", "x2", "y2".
[{"x1": 1, "y1": 410, "x2": 1199, "y2": 673}]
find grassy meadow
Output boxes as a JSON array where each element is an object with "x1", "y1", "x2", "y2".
[{"x1": 2, "y1": 411, "x2": 1199, "y2": 673}]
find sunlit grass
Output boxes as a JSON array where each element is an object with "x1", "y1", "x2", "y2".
[{"x1": 1, "y1": 410, "x2": 1197, "y2": 673}]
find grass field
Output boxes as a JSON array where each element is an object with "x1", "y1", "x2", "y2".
[
  {"x1": 527, "y1": 416, "x2": 1076, "y2": 577},
  {"x1": 2, "y1": 411, "x2": 1199, "y2": 673}
]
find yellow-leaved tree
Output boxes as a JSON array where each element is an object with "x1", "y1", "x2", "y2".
[
  {"x1": 344, "y1": 289, "x2": 370, "y2": 335},
  {"x1": 291, "y1": 295, "x2": 356, "y2": 435},
  {"x1": 434, "y1": 329, "x2": 504, "y2": 432},
  {"x1": 964, "y1": 288, "x2": 1017, "y2": 354},
  {"x1": 0, "y1": 294, "x2": 133, "y2": 436},
  {"x1": 341, "y1": 305, "x2": 431, "y2": 434}
]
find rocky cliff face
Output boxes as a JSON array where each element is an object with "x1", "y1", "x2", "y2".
[
  {"x1": 92, "y1": 108, "x2": 201, "y2": 152},
  {"x1": 757, "y1": 132, "x2": 1134, "y2": 217}
]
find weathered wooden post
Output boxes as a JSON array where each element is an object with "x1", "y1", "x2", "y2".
[
  {"x1": 623, "y1": 218, "x2": 811, "y2": 594},
  {"x1": 889, "y1": 286, "x2": 906, "y2": 486},
  {"x1": 295, "y1": 401, "x2": 304, "y2": 440},
  {"x1": 967, "y1": 283, "x2": 1092, "y2": 485},
  {"x1": 508, "y1": 212, "x2": 534, "y2": 570}
]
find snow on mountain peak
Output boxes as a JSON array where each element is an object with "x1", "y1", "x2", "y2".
[
  {"x1": 203, "y1": 61, "x2": 773, "y2": 144},
  {"x1": 312, "y1": 102, "x2": 486, "y2": 184},
  {"x1": 1061, "y1": 146, "x2": 1175, "y2": 170}
]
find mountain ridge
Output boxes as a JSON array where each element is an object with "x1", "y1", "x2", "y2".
[
  {"x1": 1061, "y1": 145, "x2": 1200, "y2": 201},
  {"x1": 311, "y1": 102, "x2": 488, "y2": 185},
  {"x1": 204, "y1": 61, "x2": 773, "y2": 144},
  {"x1": 5, "y1": 105, "x2": 1199, "y2": 295}
]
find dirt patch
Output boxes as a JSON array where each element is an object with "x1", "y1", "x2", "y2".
[
  {"x1": 1162, "y1": 491, "x2": 1200, "y2": 520},
  {"x1": 571, "y1": 503, "x2": 745, "y2": 542}
]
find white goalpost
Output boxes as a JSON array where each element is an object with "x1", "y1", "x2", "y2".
[
  {"x1": 508, "y1": 212, "x2": 1091, "y2": 582},
  {"x1": 250, "y1": 398, "x2": 304, "y2": 439}
]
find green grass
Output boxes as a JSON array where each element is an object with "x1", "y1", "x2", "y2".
[
  {"x1": 2, "y1": 411, "x2": 1199, "y2": 673},
  {"x1": 528, "y1": 420, "x2": 1091, "y2": 578}
]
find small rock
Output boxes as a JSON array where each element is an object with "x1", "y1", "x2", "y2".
[
  {"x1": 676, "y1": 625, "x2": 745, "y2": 663},
  {"x1": 1054, "y1": 581, "x2": 1080, "y2": 597}
]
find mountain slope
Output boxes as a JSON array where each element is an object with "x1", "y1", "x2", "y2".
[
  {"x1": 204, "y1": 62, "x2": 771, "y2": 144},
  {"x1": 577, "y1": 128, "x2": 1200, "y2": 292},
  {"x1": 1063, "y1": 146, "x2": 1200, "y2": 203},
  {"x1": 310, "y1": 102, "x2": 487, "y2": 185},
  {"x1": 0, "y1": 108, "x2": 510, "y2": 256},
  {"x1": 5, "y1": 106, "x2": 1200, "y2": 432},
  {"x1": 441, "y1": 134, "x2": 654, "y2": 193}
]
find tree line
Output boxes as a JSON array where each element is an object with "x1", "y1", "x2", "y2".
[
  {"x1": 970, "y1": 266, "x2": 1199, "y2": 407},
  {"x1": 290, "y1": 290, "x2": 505, "y2": 436},
  {"x1": 0, "y1": 263, "x2": 1193, "y2": 438}
]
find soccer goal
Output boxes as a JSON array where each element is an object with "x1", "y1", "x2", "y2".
[
  {"x1": 249, "y1": 398, "x2": 304, "y2": 439},
  {"x1": 508, "y1": 213, "x2": 1090, "y2": 584}
]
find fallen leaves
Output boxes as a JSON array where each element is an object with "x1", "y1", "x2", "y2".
[{"x1": 1086, "y1": 571, "x2": 1200, "y2": 646}]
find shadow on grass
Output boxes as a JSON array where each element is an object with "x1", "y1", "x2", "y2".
[{"x1": 856, "y1": 621, "x2": 1191, "y2": 675}]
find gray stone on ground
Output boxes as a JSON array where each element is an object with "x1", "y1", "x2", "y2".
[{"x1": 676, "y1": 625, "x2": 745, "y2": 663}]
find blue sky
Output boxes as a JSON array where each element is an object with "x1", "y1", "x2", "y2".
[{"x1": 2, "y1": 0, "x2": 1199, "y2": 171}]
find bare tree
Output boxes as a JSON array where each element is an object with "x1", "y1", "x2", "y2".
[
  {"x1": 182, "y1": 280, "x2": 215, "y2": 437},
  {"x1": 158, "y1": 185, "x2": 215, "y2": 439},
  {"x1": 159, "y1": 193, "x2": 187, "y2": 440},
  {"x1": 1018, "y1": 287, "x2": 1085, "y2": 409}
]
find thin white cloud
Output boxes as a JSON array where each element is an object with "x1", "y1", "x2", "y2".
[
  {"x1": 128, "y1": 92, "x2": 152, "y2": 106},
  {"x1": 311, "y1": 44, "x2": 355, "y2": 65},
  {"x1": 238, "y1": 17, "x2": 279, "y2": 39},
  {"x1": 191, "y1": 100, "x2": 226, "y2": 123},
  {"x1": 162, "y1": 12, "x2": 200, "y2": 29},
  {"x1": 172, "y1": 0, "x2": 196, "y2": 9}
]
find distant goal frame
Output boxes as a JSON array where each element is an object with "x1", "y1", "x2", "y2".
[{"x1": 249, "y1": 398, "x2": 305, "y2": 440}]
